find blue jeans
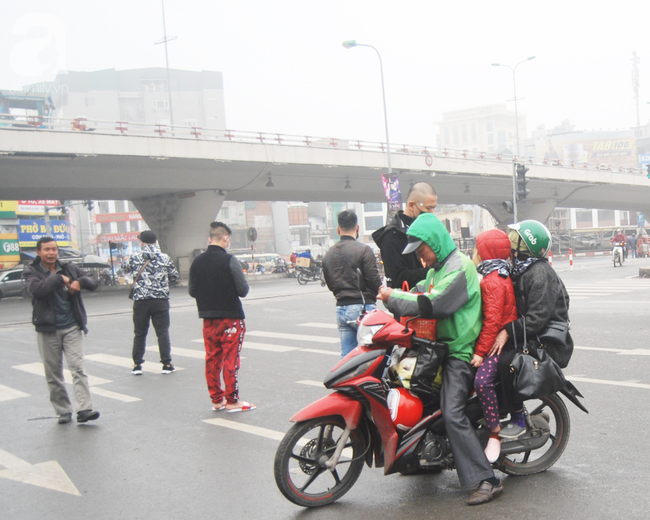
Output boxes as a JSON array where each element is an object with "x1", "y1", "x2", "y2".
[{"x1": 336, "y1": 304, "x2": 377, "y2": 358}]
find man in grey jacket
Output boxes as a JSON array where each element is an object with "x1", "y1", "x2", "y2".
[
  {"x1": 322, "y1": 210, "x2": 382, "y2": 357},
  {"x1": 22, "y1": 237, "x2": 100, "y2": 424}
]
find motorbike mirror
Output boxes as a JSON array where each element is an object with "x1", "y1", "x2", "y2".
[{"x1": 417, "y1": 294, "x2": 434, "y2": 319}]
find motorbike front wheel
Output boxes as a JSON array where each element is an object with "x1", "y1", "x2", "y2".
[
  {"x1": 500, "y1": 393, "x2": 570, "y2": 476},
  {"x1": 614, "y1": 251, "x2": 621, "y2": 267},
  {"x1": 274, "y1": 416, "x2": 365, "y2": 508},
  {"x1": 297, "y1": 272, "x2": 309, "y2": 285}
]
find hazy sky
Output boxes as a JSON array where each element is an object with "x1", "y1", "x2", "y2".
[{"x1": 2, "y1": 1, "x2": 649, "y2": 146}]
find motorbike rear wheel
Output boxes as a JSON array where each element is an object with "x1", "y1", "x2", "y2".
[
  {"x1": 500, "y1": 393, "x2": 570, "y2": 476},
  {"x1": 297, "y1": 272, "x2": 309, "y2": 285},
  {"x1": 274, "y1": 416, "x2": 365, "y2": 507}
]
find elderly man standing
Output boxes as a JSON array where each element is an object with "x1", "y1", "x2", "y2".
[
  {"x1": 122, "y1": 230, "x2": 179, "y2": 375},
  {"x1": 322, "y1": 210, "x2": 381, "y2": 358},
  {"x1": 189, "y1": 222, "x2": 255, "y2": 413},
  {"x1": 23, "y1": 237, "x2": 100, "y2": 424}
]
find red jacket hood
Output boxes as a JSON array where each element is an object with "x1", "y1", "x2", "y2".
[{"x1": 476, "y1": 229, "x2": 511, "y2": 261}]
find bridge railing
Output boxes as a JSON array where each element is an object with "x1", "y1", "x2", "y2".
[{"x1": 1, "y1": 114, "x2": 647, "y2": 175}]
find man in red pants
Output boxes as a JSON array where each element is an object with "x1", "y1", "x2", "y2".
[{"x1": 189, "y1": 221, "x2": 256, "y2": 412}]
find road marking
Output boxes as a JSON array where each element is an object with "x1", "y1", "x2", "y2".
[
  {"x1": 298, "y1": 322, "x2": 339, "y2": 329},
  {"x1": 90, "y1": 387, "x2": 141, "y2": 402},
  {"x1": 300, "y1": 348, "x2": 340, "y2": 356},
  {"x1": 591, "y1": 300, "x2": 650, "y2": 304},
  {"x1": 85, "y1": 353, "x2": 184, "y2": 373},
  {"x1": 567, "y1": 376, "x2": 650, "y2": 390},
  {"x1": 297, "y1": 380, "x2": 325, "y2": 387},
  {"x1": 0, "y1": 448, "x2": 80, "y2": 496},
  {"x1": 204, "y1": 418, "x2": 286, "y2": 442},
  {"x1": 13, "y1": 362, "x2": 111, "y2": 386},
  {"x1": 243, "y1": 342, "x2": 300, "y2": 353},
  {"x1": 147, "y1": 346, "x2": 205, "y2": 359},
  {"x1": 0, "y1": 384, "x2": 29, "y2": 402},
  {"x1": 575, "y1": 346, "x2": 650, "y2": 355},
  {"x1": 246, "y1": 331, "x2": 339, "y2": 344}
]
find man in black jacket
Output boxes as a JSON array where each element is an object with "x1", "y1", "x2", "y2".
[
  {"x1": 189, "y1": 222, "x2": 255, "y2": 413},
  {"x1": 372, "y1": 182, "x2": 437, "y2": 291},
  {"x1": 322, "y1": 210, "x2": 381, "y2": 357},
  {"x1": 22, "y1": 237, "x2": 100, "y2": 424}
]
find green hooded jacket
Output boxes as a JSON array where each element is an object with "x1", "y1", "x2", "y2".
[{"x1": 386, "y1": 213, "x2": 482, "y2": 363}]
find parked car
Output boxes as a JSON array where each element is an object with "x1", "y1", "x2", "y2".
[
  {"x1": 235, "y1": 253, "x2": 283, "y2": 272},
  {"x1": 0, "y1": 267, "x2": 29, "y2": 299}
]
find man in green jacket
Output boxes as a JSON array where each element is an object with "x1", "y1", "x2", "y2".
[{"x1": 377, "y1": 213, "x2": 503, "y2": 506}]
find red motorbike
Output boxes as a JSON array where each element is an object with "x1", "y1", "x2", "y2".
[{"x1": 274, "y1": 297, "x2": 587, "y2": 508}]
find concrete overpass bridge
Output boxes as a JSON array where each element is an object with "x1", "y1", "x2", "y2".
[{"x1": 2, "y1": 119, "x2": 650, "y2": 263}]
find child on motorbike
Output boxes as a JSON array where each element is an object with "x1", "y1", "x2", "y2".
[{"x1": 470, "y1": 229, "x2": 518, "y2": 463}]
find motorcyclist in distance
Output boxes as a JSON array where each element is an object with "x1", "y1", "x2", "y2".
[{"x1": 611, "y1": 229, "x2": 628, "y2": 259}]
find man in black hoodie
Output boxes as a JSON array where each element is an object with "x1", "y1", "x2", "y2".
[
  {"x1": 22, "y1": 237, "x2": 100, "y2": 424},
  {"x1": 189, "y1": 222, "x2": 255, "y2": 413},
  {"x1": 372, "y1": 182, "x2": 438, "y2": 292}
]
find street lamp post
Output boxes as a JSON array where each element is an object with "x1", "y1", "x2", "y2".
[
  {"x1": 343, "y1": 40, "x2": 401, "y2": 213},
  {"x1": 492, "y1": 56, "x2": 535, "y2": 223}
]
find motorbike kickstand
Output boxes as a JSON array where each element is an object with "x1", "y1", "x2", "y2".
[{"x1": 325, "y1": 426, "x2": 352, "y2": 470}]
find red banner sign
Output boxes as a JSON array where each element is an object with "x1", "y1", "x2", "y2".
[
  {"x1": 89, "y1": 231, "x2": 142, "y2": 244},
  {"x1": 93, "y1": 212, "x2": 143, "y2": 223}
]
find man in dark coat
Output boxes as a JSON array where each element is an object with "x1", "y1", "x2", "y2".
[
  {"x1": 322, "y1": 210, "x2": 381, "y2": 357},
  {"x1": 22, "y1": 237, "x2": 100, "y2": 424},
  {"x1": 372, "y1": 182, "x2": 437, "y2": 292}
]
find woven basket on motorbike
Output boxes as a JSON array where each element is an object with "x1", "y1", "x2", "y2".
[{"x1": 399, "y1": 317, "x2": 437, "y2": 341}]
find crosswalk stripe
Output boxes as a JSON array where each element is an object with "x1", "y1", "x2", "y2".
[
  {"x1": 147, "y1": 346, "x2": 205, "y2": 359},
  {"x1": 246, "y1": 331, "x2": 339, "y2": 344},
  {"x1": 567, "y1": 376, "x2": 650, "y2": 390},
  {"x1": 300, "y1": 348, "x2": 340, "y2": 356},
  {"x1": 298, "y1": 322, "x2": 339, "y2": 330},
  {"x1": 204, "y1": 418, "x2": 286, "y2": 442},
  {"x1": 296, "y1": 380, "x2": 325, "y2": 387},
  {"x1": 575, "y1": 346, "x2": 650, "y2": 356},
  {"x1": 91, "y1": 386, "x2": 141, "y2": 402},
  {"x1": 13, "y1": 362, "x2": 112, "y2": 386},
  {"x1": 243, "y1": 342, "x2": 299, "y2": 353},
  {"x1": 0, "y1": 384, "x2": 29, "y2": 402},
  {"x1": 85, "y1": 353, "x2": 184, "y2": 373}
]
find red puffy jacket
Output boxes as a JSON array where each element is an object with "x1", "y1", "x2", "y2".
[{"x1": 474, "y1": 229, "x2": 518, "y2": 358}]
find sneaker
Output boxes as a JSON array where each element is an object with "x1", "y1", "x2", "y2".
[
  {"x1": 498, "y1": 422, "x2": 526, "y2": 439},
  {"x1": 466, "y1": 479, "x2": 503, "y2": 505},
  {"x1": 132, "y1": 364, "x2": 143, "y2": 375},
  {"x1": 58, "y1": 413, "x2": 72, "y2": 424},
  {"x1": 161, "y1": 364, "x2": 175, "y2": 374},
  {"x1": 77, "y1": 409, "x2": 100, "y2": 423}
]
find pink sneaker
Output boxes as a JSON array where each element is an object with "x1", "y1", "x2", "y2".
[{"x1": 485, "y1": 436, "x2": 501, "y2": 463}]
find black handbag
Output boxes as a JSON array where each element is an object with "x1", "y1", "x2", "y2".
[
  {"x1": 510, "y1": 319, "x2": 566, "y2": 400},
  {"x1": 409, "y1": 340, "x2": 448, "y2": 403},
  {"x1": 537, "y1": 271, "x2": 573, "y2": 368}
]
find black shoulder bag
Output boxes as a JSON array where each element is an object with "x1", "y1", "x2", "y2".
[
  {"x1": 128, "y1": 259, "x2": 150, "y2": 300},
  {"x1": 510, "y1": 318, "x2": 566, "y2": 401},
  {"x1": 537, "y1": 269, "x2": 573, "y2": 368}
]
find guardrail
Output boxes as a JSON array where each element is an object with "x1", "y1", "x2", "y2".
[{"x1": 1, "y1": 113, "x2": 647, "y2": 175}]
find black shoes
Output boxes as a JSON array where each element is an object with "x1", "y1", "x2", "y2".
[
  {"x1": 161, "y1": 364, "x2": 175, "y2": 374},
  {"x1": 58, "y1": 413, "x2": 72, "y2": 424},
  {"x1": 466, "y1": 479, "x2": 503, "y2": 505},
  {"x1": 132, "y1": 364, "x2": 143, "y2": 375},
  {"x1": 77, "y1": 409, "x2": 100, "y2": 423}
]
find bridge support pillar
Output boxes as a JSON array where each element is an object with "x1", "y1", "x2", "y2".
[
  {"x1": 483, "y1": 199, "x2": 558, "y2": 228},
  {"x1": 132, "y1": 190, "x2": 226, "y2": 277}
]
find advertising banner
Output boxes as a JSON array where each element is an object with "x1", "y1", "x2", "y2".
[
  {"x1": 536, "y1": 131, "x2": 637, "y2": 167},
  {"x1": 17, "y1": 200, "x2": 61, "y2": 214},
  {"x1": 93, "y1": 212, "x2": 143, "y2": 224},
  {"x1": 381, "y1": 174, "x2": 403, "y2": 214},
  {"x1": 0, "y1": 201, "x2": 18, "y2": 219},
  {"x1": 88, "y1": 231, "x2": 141, "y2": 244},
  {"x1": 18, "y1": 219, "x2": 71, "y2": 247},
  {"x1": 0, "y1": 233, "x2": 20, "y2": 264}
]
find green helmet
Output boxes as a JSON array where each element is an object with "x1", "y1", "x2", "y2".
[{"x1": 508, "y1": 220, "x2": 552, "y2": 258}]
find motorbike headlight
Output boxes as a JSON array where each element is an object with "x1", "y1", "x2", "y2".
[{"x1": 357, "y1": 323, "x2": 385, "y2": 346}]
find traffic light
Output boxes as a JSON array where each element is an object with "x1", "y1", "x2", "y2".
[
  {"x1": 502, "y1": 201, "x2": 514, "y2": 214},
  {"x1": 108, "y1": 241, "x2": 116, "y2": 251},
  {"x1": 84, "y1": 200, "x2": 94, "y2": 211},
  {"x1": 516, "y1": 163, "x2": 530, "y2": 200},
  {"x1": 646, "y1": 164, "x2": 650, "y2": 179}
]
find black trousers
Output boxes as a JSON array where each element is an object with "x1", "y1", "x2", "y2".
[{"x1": 132, "y1": 299, "x2": 172, "y2": 365}]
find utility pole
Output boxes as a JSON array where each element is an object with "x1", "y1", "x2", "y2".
[
  {"x1": 155, "y1": 0, "x2": 177, "y2": 131},
  {"x1": 632, "y1": 51, "x2": 641, "y2": 135}
]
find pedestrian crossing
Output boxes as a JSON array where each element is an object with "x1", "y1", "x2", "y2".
[{"x1": 564, "y1": 279, "x2": 650, "y2": 300}]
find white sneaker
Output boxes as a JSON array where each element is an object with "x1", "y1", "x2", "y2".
[{"x1": 485, "y1": 436, "x2": 501, "y2": 463}]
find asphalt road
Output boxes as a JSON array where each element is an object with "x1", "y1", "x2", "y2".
[{"x1": 1, "y1": 256, "x2": 650, "y2": 519}]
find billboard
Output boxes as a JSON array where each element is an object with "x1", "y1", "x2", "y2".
[
  {"x1": 16, "y1": 200, "x2": 61, "y2": 214},
  {"x1": 536, "y1": 131, "x2": 637, "y2": 167},
  {"x1": 0, "y1": 233, "x2": 20, "y2": 266},
  {"x1": 0, "y1": 201, "x2": 18, "y2": 219},
  {"x1": 18, "y1": 219, "x2": 71, "y2": 247}
]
